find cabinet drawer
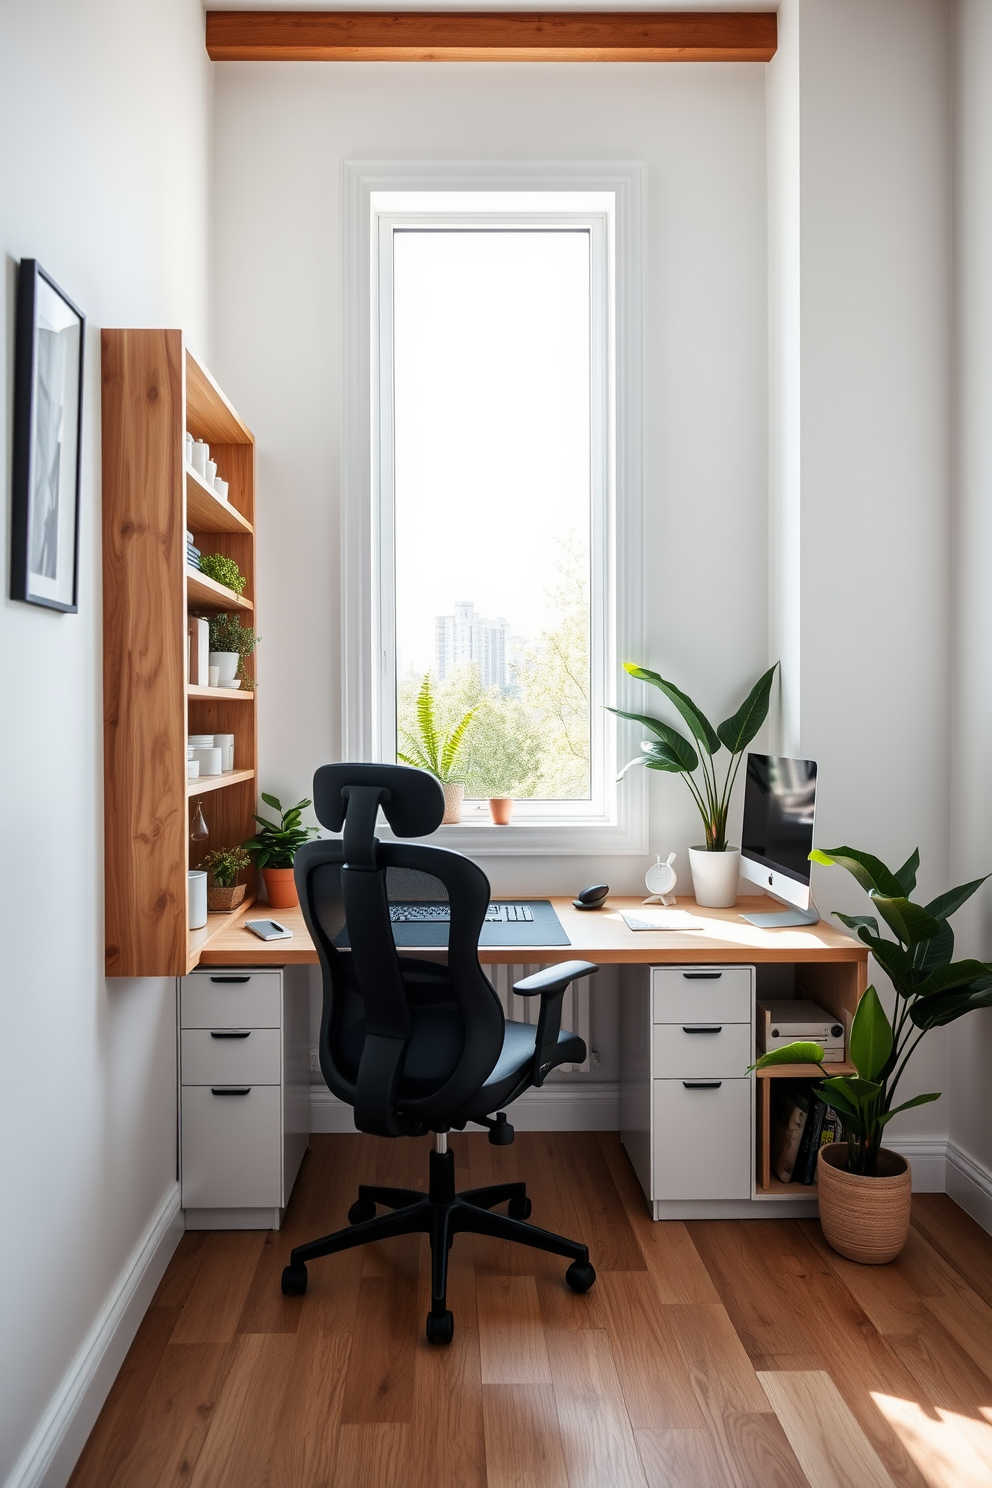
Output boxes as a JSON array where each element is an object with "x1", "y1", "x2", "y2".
[
  {"x1": 652, "y1": 1078, "x2": 752, "y2": 1200},
  {"x1": 651, "y1": 966, "x2": 752, "y2": 1024},
  {"x1": 181, "y1": 1028, "x2": 281, "y2": 1086},
  {"x1": 181, "y1": 1085, "x2": 282, "y2": 1209},
  {"x1": 652, "y1": 1021, "x2": 752, "y2": 1080},
  {"x1": 181, "y1": 970, "x2": 281, "y2": 1029}
]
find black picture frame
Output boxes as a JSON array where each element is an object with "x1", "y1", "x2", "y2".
[{"x1": 10, "y1": 259, "x2": 85, "y2": 612}]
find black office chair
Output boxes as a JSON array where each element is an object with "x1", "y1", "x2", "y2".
[{"x1": 281, "y1": 762, "x2": 598, "y2": 1343}]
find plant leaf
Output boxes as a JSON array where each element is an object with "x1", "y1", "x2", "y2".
[
  {"x1": 851, "y1": 933, "x2": 915, "y2": 990},
  {"x1": 716, "y1": 663, "x2": 779, "y2": 754},
  {"x1": 915, "y1": 919, "x2": 954, "y2": 973},
  {"x1": 622, "y1": 663, "x2": 720, "y2": 754},
  {"x1": 752, "y1": 1041, "x2": 825, "y2": 1070},
  {"x1": 261, "y1": 793, "x2": 282, "y2": 811},
  {"x1": 639, "y1": 735, "x2": 698, "y2": 772},
  {"x1": 440, "y1": 707, "x2": 478, "y2": 778},
  {"x1": 834, "y1": 912, "x2": 882, "y2": 940},
  {"x1": 810, "y1": 847, "x2": 905, "y2": 898},
  {"x1": 849, "y1": 986, "x2": 892, "y2": 1082},
  {"x1": 877, "y1": 1092, "x2": 941, "y2": 1126},
  {"x1": 924, "y1": 876, "x2": 990, "y2": 921},
  {"x1": 870, "y1": 896, "x2": 941, "y2": 948},
  {"x1": 894, "y1": 848, "x2": 920, "y2": 895},
  {"x1": 816, "y1": 1082, "x2": 862, "y2": 1124},
  {"x1": 606, "y1": 708, "x2": 700, "y2": 771},
  {"x1": 909, "y1": 978, "x2": 992, "y2": 1030},
  {"x1": 415, "y1": 675, "x2": 440, "y2": 775},
  {"x1": 911, "y1": 959, "x2": 992, "y2": 998}
]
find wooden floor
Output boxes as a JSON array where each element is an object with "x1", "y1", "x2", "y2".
[{"x1": 70, "y1": 1133, "x2": 992, "y2": 1488}]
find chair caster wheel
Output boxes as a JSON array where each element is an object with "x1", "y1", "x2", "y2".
[
  {"x1": 426, "y1": 1309, "x2": 454, "y2": 1345},
  {"x1": 349, "y1": 1199, "x2": 376, "y2": 1224},
  {"x1": 508, "y1": 1195, "x2": 532, "y2": 1220},
  {"x1": 565, "y1": 1260, "x2": 596, "y2": 1294},
  {"x1": 281, "y1": 1264, "x2": 308, "y2": 1296}
]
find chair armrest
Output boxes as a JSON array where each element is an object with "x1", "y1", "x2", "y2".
[{"x1": 512, "y1": 960, "x2": 598, "y2": 998}]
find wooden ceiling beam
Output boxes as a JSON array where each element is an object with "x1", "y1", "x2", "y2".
[{"x1": 204, "y1": 11, "x2": 777, "y2": 63}]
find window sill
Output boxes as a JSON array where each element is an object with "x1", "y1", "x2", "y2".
[{"x1": 379, "y1": 814, "x2": 647, "y2": 856}]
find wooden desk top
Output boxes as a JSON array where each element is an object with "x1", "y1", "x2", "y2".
[{"x1": 194, "y1": 896, "x2": 867, "y2": 968}]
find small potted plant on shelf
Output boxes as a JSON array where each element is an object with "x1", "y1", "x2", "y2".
[
  {"x1": 610, "y1": 661, "x2": 779, "y2": 907},
  {"x1": 243, "y1": 794, "x2": 318, "y2": 908},
  {"x1": 201, "y1": 845, "x2": 251, "y2": 912},
  {"x1": 208, "y1": 611, "x2": 257, "y2": 690},
  {"x1": 754, "y1": 845, "x2": 992, "y2": 1263},
  {"x1": 396, "y1": 672, "x2": 477, "y2": 824},
  {"x1": 199, "y1": 553, "x2": 246, "y2": 595}
]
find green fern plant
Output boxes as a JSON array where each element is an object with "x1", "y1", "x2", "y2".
[{"x1": 397, "y1": 672, "x2": 477, "y2": 784}]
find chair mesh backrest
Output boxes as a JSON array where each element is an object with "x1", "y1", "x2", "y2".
[{"x1": 297, "y1": 834, "x2": 505, "y2": 1131}]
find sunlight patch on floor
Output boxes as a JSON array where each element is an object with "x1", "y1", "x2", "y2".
[{"x1": 872, "y1": 1393, "x2": 992, "y2": 1488}]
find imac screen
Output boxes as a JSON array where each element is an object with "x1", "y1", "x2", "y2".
[{"x1": 741, "y1": 754, "x2": 817, "y2": 885}]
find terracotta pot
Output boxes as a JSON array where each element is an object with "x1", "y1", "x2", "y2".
[
  {"x1": 441, "y1": 781, "x2": 464, "y2": 824},
  {"x1": 688, "y1": 846, "x2": 741, "y2": 908},
  {"x1": 816, "y1": 1142, "x2": 912, "y2": 1264},
  {"x1": 488, "y1": 796, "x2": 514, "y2": 825},
  {"x1": 207, "y1": 882, "x2": 247, "y2": 913},
  {"x1": 262, "y1": 866, "x2": 298, "y2": 908}
]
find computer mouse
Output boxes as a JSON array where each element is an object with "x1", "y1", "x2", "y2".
[{"x1": 573, "y1": 883, "x2": 609, "y2": 910}]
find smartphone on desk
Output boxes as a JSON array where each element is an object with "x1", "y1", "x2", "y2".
[{"x1": 245, "y1": 919, "x2": 293, "y2": 941}]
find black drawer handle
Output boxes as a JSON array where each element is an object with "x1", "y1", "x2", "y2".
[
  {"x1": 211, "y1": 1087, "x2": 251, "y2": 1096},
  {"x1": 682, "y1": 1080, "x2": 723, "y2": 1089},
  {"x1": 682, "y1": 1025, "x2": 723, "y2": 1034},
  {"x1": 210, "y1": 975, "x2": 251, "y2": 983},
  {"x1": 682, "y1": 972, "x2": 721, "y2": 980},
  {"x1": 210, "y1": 1030, "x2": 251, "y2": 1039}
]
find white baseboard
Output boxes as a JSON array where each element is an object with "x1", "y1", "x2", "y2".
[
  {"x1": 886, "y1": 1137, "x2": 948, "y2": 1193},
  {"x1": 7, "y1": 1183, "x2": 184, "y2": 1488},
  {"x1": 310, "y1": 1080, "x2": 620, "y2": 1134},
  {"x1": 946, "y1": 1139, "x2": 992, "y2": 1233}
]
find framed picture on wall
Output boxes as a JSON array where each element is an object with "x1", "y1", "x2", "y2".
[{"x1": 10, "y1": 259, "x2": 85, "y2": 612}]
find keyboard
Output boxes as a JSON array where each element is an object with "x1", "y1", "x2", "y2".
[{"x1": 389, "y1": 901, "x2": 535, "y2": 925}]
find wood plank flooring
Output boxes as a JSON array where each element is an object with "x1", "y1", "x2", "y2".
[{"x1": 69, "y1": 1134, "x2": 992, "y2": 1488}]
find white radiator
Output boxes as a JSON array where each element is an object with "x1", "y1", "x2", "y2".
[{"x1": 488, "y1": 963, "x2": 591, "y2": 1074}]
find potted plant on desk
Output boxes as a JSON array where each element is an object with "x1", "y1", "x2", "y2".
[
  {"x1": 396, "y1": 672, "x2": 477, "y2": 824},
  {"x1": 244, "y1": 794, "x2": 318, "y2": 908},
  {"x1": 201, "y1": 845, "x2": 251, "y2": 912},
  {"x1": 754, "y1": 845, "x2": 992, "y2": 1262},
  {"x1": 609, "y1": 661, "x2": 779, "y2": 906}
]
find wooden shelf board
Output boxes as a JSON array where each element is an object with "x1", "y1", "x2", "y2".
[
  {"x1": 186, "y1": 465, "x2": 253, "y2": 535},
  {"x1": 187, "y1": 894, "x2": 258, "y2": 972},
  {"x1": 755, "y1": 1175, "x2": 820, "y2": 1199},
  {"x1": 186, "y1": 567, "x2": 253, "y2": 612},
  {"x1": 756, "y1": 1061, "x2": 856, "y2": 1080},
  {"x1": 187, "y1": 684, "x2": 255, "y2": 702},
  {"x1": 185, "y1": 347, "x2": 254, "y2": 445},
  {"x1": 205, "y1": 11, "x2": 778, "y2": 64},
  {"x1": 187, "y1": 767, "x2": 255, "y2": 798}
]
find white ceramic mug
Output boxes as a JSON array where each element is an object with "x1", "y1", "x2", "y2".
[
  {"x1": 188, "y1": 870, "x2": 208, "y2": 929},
  {"x1": 208, "y1": 665, "x2": 220, "y2": 688},
  {"x1": 214, "y1": 478, "x2": 229, "y2": 501},
  {"x1": 191, "y1": 440, "x2": 209, "y2": 477},
  {"x1": 214, "y1": 733, "x2": 235, "y2": 772},
  {"x1": 206, "y1": 460, "x2": 218, "y2": 483},
  {"x1": 191, "y1": 746, "x2": 223, "y2": 777}
]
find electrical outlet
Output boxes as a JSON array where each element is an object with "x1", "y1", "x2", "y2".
[
  {"x1": 591, "y1": 1049, "x2": 600, "y2": 1067},
  {"x1": 309, "y1": 1046, "x2": 320, "y2": 1074}
]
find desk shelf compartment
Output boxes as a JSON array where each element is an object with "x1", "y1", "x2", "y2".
[{"x1": 102, "y1": 328, "x2": 258, "y2": 976}]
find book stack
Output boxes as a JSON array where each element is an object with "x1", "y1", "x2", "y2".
[
  {"x1": 770, "y1": 1082, "x2": 844, "y2": 1185},
  {"x1": 186, "y1": 530, "x2": 201, "y2": 571}
]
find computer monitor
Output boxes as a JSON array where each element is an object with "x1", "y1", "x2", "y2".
[{"x1": 738, "y1": 753, "x2": 820, "y2": 928}]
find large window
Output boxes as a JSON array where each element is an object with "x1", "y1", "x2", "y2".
[{"x1": 344, "y1": 166, "x2": 645, "y2": 851}]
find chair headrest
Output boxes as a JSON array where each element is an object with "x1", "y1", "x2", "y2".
[{"x1": 313, "y1": 763, "x2": 445, "y2": 838}]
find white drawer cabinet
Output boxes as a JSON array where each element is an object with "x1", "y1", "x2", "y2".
[
  {"x1": 620, "y1": 963, "x2": 756, "y2": 1217},
  {"x1": 179, "y1": 964, "x2": 310, "y2": 1230}
]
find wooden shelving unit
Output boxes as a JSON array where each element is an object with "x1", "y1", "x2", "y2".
[
  {"x1": 102, "y1": 329, "x2": 258, "y2": 976},
  {"x1": 753, "y1": 958, "x2": 867, "y2": 1198}
]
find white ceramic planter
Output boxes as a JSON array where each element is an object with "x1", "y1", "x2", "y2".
[
  {"x1": 209, "y1": 651, "x2": 238, "y2": 685},
  {"x1": 441, "y1": 781, "x2": 464, "y2": 824},
  {"x1": 688, "y1": 846, "x2": 741, "y2": 908}
]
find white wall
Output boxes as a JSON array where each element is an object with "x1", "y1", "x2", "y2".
[
  {"x1": 949, "y1": 0, "x2": 992, "y2": 1221},
  {"x1": 0, "y1": 2, "x2": 210, "y2": 1482},
  {"x1": 768, "y1": 0, "x2": 955, "y2": 1160}
]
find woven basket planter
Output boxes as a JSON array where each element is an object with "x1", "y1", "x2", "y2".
[
  {"x1": 441, "y1": 782, "x2": 464, "y2": 824},
  {"x1": 207, "y1": 882, "x2": 247, "y2": 913},
  {"x1": 817, "y1": 1142, "x2": 911, "y2": 1264}
]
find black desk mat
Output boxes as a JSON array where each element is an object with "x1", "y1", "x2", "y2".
[{"x1": 335, "y1": 900, "x2": 570, "y2": 949}]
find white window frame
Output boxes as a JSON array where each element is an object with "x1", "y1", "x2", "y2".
[{"x1": 342, "y1": 161, "x2": 646, "y2": 854}]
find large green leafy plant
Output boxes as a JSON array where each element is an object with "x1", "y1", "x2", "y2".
[
  {"x1": 610, "y1": 662, "x2": 779, "y2": 851},
  {"x1": 397, "y1": 672, "x2": 477, "y2": 785},
  {"x1": 243, "y1": 794, "x2": 317, "y2": 869},
  {"x1": 755, "y1": 846, "x2": 992, "y2": 1175}
]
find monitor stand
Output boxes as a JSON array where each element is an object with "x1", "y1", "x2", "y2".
[{"x1": 739, "y1": 897, "x2": 821, "y2": 929}]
